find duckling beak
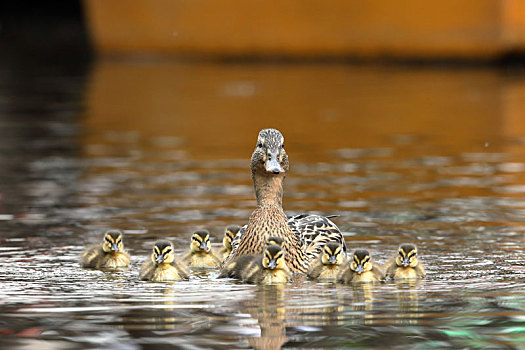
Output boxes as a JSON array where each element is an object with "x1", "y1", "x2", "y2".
[
  {"x1": 156, "y1": 255, "x2": 165, "y2": 263},
  {"x1": 265, "y1": 152, "x2": 283, "y2": 174},
  {"x1": 199, "y1": 241, "x2": 208, "y2": 250},
  {"x1": 402, "y1": 259, "x2": 410, "y2": 267},
  {"x1": 268, "y1": 259, "x2": 277, "y2": 270},
  {"x1": 329, "y1": 256, "x2": 337, "y2": 264},
  {"x1": 111, "y1": 243, "x2": 119, "y2": 252},
  {"x1": 355, "y1": 265, "x2": 364, "y2": 274}
]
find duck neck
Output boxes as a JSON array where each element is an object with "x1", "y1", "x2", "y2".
[{"x1": 253, "y1": 172, "x2": 285, "y2": 207}]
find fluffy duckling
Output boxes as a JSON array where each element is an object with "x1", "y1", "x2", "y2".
[
  {"x1": 218, "y1": 225, "x2": 240, "y2": 261},
  {"x1": 242, "y1": 245, "x2": 293, "y2": 284},
  {"x1": 181, "y1": 230, "x2": 221, "y2": 268},
  {"x1": 307, "y1": 242, "x2": 346, "y2": 282},
  {"x1": 266, "y1": 236, "x2": 284, "y2": 247},
  {"x1": 80, "y1": 230, "x2": 130, "y2": 269},
  {"x1": 384, "y1": 244, "x2": 425, "y2": 279},
  {"x1": 338, "y1": 249, "x2": 384, "y2": 283},
  {"x1": 139, "y1": 241, "x2": 189, "y2": 281},
  {"x1": 218, "y1": 236, "x2": 285, "y2": 279}
]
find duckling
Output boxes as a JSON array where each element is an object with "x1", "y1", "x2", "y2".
[
  {"x1": 218, "y1": 236, "x2": 285, "y2": 279},
  {"x1": 218, "y1": 254, "x2": 255, "y2": 279},
  {"x1": 80, "y1": 230, "x2": 130, "y2": 269},
  {"x1": 181, "y1": 230, "x2": 221, "y2": 268},
  {"x1": 307, "y1": 242, "x2": 347, "y2": 282},
  {"x1": 242, "y1": 244, "x2": 293, "y2": 284},
  {"x1": 139, "y1": 240, "x2": 189, "y2": 281},
  {"x1": 218, "y1": 225, "x2": 240, "y2": 261},
  {"x1": 338, "y1": 249, "x2": 383, "y2": 283},
  {"x1": 384, "y1": 244, "x2": 425, "y2": 279},
  {"x1": 267, "y1": 236, "x2": 284, "y2": 247}
]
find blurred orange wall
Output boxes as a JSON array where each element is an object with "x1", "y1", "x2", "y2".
[{"x1": 84, "y1": 0, "x2": 525, "y2": 58}]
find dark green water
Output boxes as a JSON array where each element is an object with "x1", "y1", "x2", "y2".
[{"x1": 0, "y1": 59, "x2": 524, "y2": 349}]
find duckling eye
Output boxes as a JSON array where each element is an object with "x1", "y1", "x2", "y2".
[{"x1": 105, "y1": 237, "x2": 112, "y2": 244}]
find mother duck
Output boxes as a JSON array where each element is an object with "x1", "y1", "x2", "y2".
[{"x1": 226, "y1": 128, "x2": 347, "y2": 273}]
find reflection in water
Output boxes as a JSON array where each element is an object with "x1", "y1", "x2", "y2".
[
  {"x1": 1, "y1": 58, "x2": 525, "y2": 348},
  {"x1": 394, "y1": 279, "x2": 421, "y2": 325},
  {"x1": 245, "y1": 285, "x2": 288, "y2": 350}
]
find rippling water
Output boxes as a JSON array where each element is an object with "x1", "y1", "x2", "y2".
[{"x1": 1, "y1": 59, "x2": 525, "y2": 349}]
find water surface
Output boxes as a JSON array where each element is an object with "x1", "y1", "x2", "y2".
[{"x1": 1, "y1": 60, "x2": 525, "y2": 349}]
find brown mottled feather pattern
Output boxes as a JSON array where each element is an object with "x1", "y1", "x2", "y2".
[{"x1": 230, "y1": 205, "x2": 307, "y2": 273}]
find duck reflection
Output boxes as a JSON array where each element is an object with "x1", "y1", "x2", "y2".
[
  {"x1": 350, "y1": 282, "x2": 376, "y2": 325},
  {"x1": 394, "y1": 279, "x2": 422, "y2": 325},
  {"x1": 243, "y1": 285, "x2": 288, "y2": 350}
]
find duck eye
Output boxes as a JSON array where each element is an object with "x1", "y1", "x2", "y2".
[{"x1": 257, "y1": 142, "x2": 263, "y2": 148}]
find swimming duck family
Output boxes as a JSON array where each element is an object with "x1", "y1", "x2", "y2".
[{"x1": 79, "y1": 129, "x2": 426, "y2": 285}]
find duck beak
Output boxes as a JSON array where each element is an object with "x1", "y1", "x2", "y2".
[
  {"x1": 355, "y1": 265, "x2": 364, "y2": 274},
  {"x1": 199, "y1": 241, "x2": 208, "y2": 250},
  {"x1": 268, "y1": 259, "x2": 277, "y2": 270},
  {"x1": 156, "y1": 255, "x2": 165, "y2": 263},
  {"x1": 329, "y1": 256, "x2": 337, "y2": 264},
  {"x1": 402, "y1": 259, "x2": 410, "y2": 267},
  {"x1": 265, "y1": 151, "x2": 283, "y2": 174},
  {"x1": 111, "y1": 243, "x2": 119, "y2": 251}
]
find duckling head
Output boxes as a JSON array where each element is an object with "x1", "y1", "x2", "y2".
[
  {"x1": 262, "y1": 244, "x2": 286, "y2": 270},
  {"x1": 223, "y1": 225, "x2": 240, "y2": 250},
  {"x1": 251, "y1": 129, "x2": 289, "y2": 177},
  {"x1": 190, "y1": 230, "x2": 211, "y2": 253},
  {"x1": 350, "y1": 249, "x2": 373, "y2": 275},
  {"x1": 266, "y1": 236, "x2": 284, "y2": 247},
  {"x1": 152, "y1": 240, "x2": 175, "y2": 264},
  {"x1": 395, "y1": 244, "x2": 418, "y2": 268},
  {"x1": 321, "y1": 242, "x2": 344, "y2": 265},
  {"x1": 102, "y1": 230, "x2": 124, "y2": 253}
]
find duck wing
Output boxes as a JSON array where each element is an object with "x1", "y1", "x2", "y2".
[{"x1": 287, "y1": 214, "x2": 347, "y2": 262}]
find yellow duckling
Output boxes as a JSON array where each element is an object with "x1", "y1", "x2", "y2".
[
  {"x1": 218, "y1": 225, "x2": 241, "y2": 261},
  {"x1": 338, "y1": 249, "x2": 383, "y2": 283},
  {"x1": 266, "y1": 236, "x2": 284, "y2": 247},
  {"x1": 242, "y1": 244, "x2": 293, "y2": 284},
  {"x1": 307, "y1": 242, "x2": 346, "y2": 282},
  {"x1": 80, "y1": 230, "x2": 130, "y2": 269},
  {"x1": 139, "y1": 240, "x2": 189, "y2": 281},
  {"x1": 181, "y1": 230, "x2": 221, "y2": 268},
  {"x1": 384, "y1": 244, "x2": 425, "y2": 279},
  {"x1": 218, "y1": 236, "x2": 285, "y2": 279}
]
